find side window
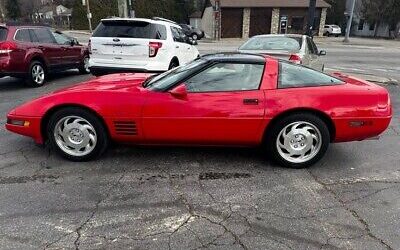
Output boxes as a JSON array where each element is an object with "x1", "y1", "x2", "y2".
[
  {"x1": 171, "y1": 27, "x2": 184, "y2": 43},
  {"x1": 155, "y1": 24, "x2": 167, "y2": 40},
  {"x1": 14, "y1": 29, "x2": 31, "y2": 42},
  {"x1": 306, "y1": 38, "x2": 317, "y2": 54},
  {"x1": 279, "y1": 61, "x2": 342, "y2": 88},
  {"x1": 185, "y1": 63, "x2": 265, "y2": 93},
  {"x1": 33, "y1": 28, "x2": 56, "y2": 44},
  {"x1": 53, "y1": 32, "x2": 71, "y2": 45},
  {"x1": 311, "y1": 40, "x2": 319, "y2": 54}
]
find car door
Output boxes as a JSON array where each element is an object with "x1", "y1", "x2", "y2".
[
  {"x1": 170, "y1": 26, "x2": 190, "y2": 64},
  {"x1": 53, "y1": 32, "x2": 81, "y2": 65},
  {"x1": 31, "y1": 28, "x2": 65, "y2": 69},
  {"x1": 142, "y1": 62, "x2": 266, "y2": 144}
]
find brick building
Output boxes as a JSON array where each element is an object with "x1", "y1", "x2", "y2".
[{"x1": 190, "y1": 0, "x2": 330, "y2": 39}]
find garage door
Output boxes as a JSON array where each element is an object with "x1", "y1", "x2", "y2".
[
  {"x1": 221, "y1": 8, "x2": 243, "y2": 38},
  {"x1": 249, "y1": 8, "x2": 272, "y2": 37}
]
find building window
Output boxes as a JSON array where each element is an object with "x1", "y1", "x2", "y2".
[
  {"x1": 369, "y1": 22, "x2": 375, "y2": 31},
  {"x1": 291, "y1": 17, "x2": 304, "y2": 31},
  {"x1": 358, "y1": 19, "x2": 365, "y2": 30}
]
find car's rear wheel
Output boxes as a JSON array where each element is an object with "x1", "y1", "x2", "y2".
[
  {"x1": 26, "y1": 61, "x2": 46, "y2": 87},
  {"x1": 265, "y1": 113, "x2": 330, "y2": 168},
  {"x1": 79, "y1": 55, "x2": 90, "y2": 74},
  {"x1": 47, "y1": 107, "x2": 108, "y2": 161},
  {"x1": 168, "y1": 60, "x2": 179, "y2": 70}
]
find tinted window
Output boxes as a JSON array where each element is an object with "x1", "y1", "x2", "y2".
[
  {"x1": 279, "y1": 62, "x2": 342, "y2": 88},
  {"x1": 93, "y1": 21, "x2": 167, "y2": 40},
  {"x1": 185, "y1": 63, "x2": 264, "y2": 92},
  {"x1": 240, "y1": 36, "x2": 302, "y2": 51},
  {"x1": 145, "y1": 59, "x2": 208, "y2": 91},
  {"x1": 171, "y1": 27, "x2": 185, "y2": 42},
  {"x1": 15, "y1": 29, "x2": 31, "y2": 42},
  {"x1": 0, "y1": 28, "x2": 7, "y2": 41},
  {"x1": 306, "y1": 37, "x2": 318, "y2": 54},
  {"x1": 53, "y1": 32, "x2": 71, "y2": 45},
  {"x1": 33, "y1": 28, "x2": 56, "y2": 43}
]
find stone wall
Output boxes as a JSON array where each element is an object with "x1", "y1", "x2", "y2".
[
  {"x1": 270, "y1": 8, "x2": 280, "y2": 34},
  {"x1": 242, "y1": 8, "x2": 251, "y2": 39}
]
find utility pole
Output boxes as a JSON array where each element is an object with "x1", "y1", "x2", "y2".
[
  {"x1": 83, "y1": 0, "x2": 93, "y2": 33},
  {"x1": 343, "y1": 0, "x2": 356, "y2": 43},
  {"x1": 306, "y1": 0, "x2": 316, "y2": 37},
  {"x1": 118, "y1": 0, "x2": 128, "y2": 18}
]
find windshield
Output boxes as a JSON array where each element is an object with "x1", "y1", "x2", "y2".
[
  {"x1": 145, "y1": 59, "x2": 208, "y2": 91},
  {"x1": 240, "y1": 36, "x2": 302, "y2": 52}
]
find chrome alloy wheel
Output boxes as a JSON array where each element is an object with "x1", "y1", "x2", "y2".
[
  {"x1": 54, "y1": 116, "x2": 97, "y2": 157},
  {"x1": 32, "y1": 65, "x2": 45, "y2": 85},
  {"x1": 276, "y1": 121, "x2": 322, "y2": 164}
]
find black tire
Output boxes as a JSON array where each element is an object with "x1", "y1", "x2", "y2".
[
  {"x1": 264, "y1": 113, "x2": 330, "y2": 169},
  {"x1": 191, "y1": 33, "x2": 198, "y2": 40},
  {"x1": 168, "y1": 59, "x2": 179, "y2": 70},
  {"x1": 90, "y1": 68, "x2": 103, "y2": 77},
  {"x1": 47, "y1": 107, "x2": 109, "y2": 161},
  {"x1": 78, "y1": 55, "x2": 90, "y2": 74},
  {"x1": 25, "y1": 60, "x2": 46, "y2": 87}
]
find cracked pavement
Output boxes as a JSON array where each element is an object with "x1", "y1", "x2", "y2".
[{"x1": 0, "y1": 65, "x2": 399, "y2": 249}]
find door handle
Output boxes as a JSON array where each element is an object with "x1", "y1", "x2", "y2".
[
  {"x1": 113, "y1": 38, "x2": 120, "y2": 42},
  {"x1": 176, "y1": 45, "x2": 180, "y2": 48},
  {"x1": 243, "y1": 99, "x2": 259, "y2": 105},
  {"x1": 38, "y1": 46, "x2": 44, "y2": 50}
]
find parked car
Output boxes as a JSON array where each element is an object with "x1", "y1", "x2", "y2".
[
  {"x1": 6, "y1": 53, "x2": 392, "y2": 168},
  {"x1": 88, "y1": 17, "x2": 200, "y2": 76},
  {"x1": 324, "y1": 25, "x2": 342, "y2": 37},
  {"x1": 179, "y1": 24, "x2": 205, "y2": 40},
  {"x1": 0, "y1": 25, "x2": 89, "y2": 87},
  {"x1": 238, "y1": 34, "x2": 326, "y2": 71}
]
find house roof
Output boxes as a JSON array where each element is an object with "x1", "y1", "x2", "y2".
[{"x1": 217, "y1": 0, "x2": 330, "y2": 8}]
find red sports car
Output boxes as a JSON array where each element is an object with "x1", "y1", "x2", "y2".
[{"x1": 5, "y1": 54, "x2": 392, "y2": 168}]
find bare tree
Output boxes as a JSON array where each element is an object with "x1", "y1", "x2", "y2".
[{"x1": 361, "y1": 0, "x2": 400, "y2": 38}]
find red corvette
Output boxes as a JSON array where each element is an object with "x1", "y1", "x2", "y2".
[{"x1": 5, "y1": 54, "x2": 392, "y2": 168}]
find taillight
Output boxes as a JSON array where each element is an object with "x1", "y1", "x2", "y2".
[
  {"x1": 88, "y1": 39, "x2": 92, "y2": 54},
  {"x1": 289, "y1": 54, "x2": 302, "y2": 64},
  {"x1": 0, "y1": 41, "x2": 17, "y2": 54},
  {"x1": 149, "y1": 42, "x2": 162, "y2": 57}
]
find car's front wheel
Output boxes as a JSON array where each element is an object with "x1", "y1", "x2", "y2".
[
  {"x1": 26, "y1": 61, "x2": 46, "y2": 87},
  {"x1": 191, "y1": 33, "x2": 198, "y2": 40},
  {"x1": 47, "y1": 107, "x2": 108, "y2": 161},
  {"x1": 265, "y1": 113, "x2": 330, "y2": 168}
]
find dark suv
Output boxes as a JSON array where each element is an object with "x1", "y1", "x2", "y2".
[{"x1": 0, "y1": 25, "x2": 89, "y2": 87}]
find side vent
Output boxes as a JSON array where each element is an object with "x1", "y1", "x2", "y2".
[{"x1": 113, "y1": 121, "x2": 137, "y2": 136}]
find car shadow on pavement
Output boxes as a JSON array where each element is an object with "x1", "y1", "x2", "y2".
[{"x1": 0, "y1": 70, "x2": 87, "y2": 91}]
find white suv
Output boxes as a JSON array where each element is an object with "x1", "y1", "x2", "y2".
[
  {"x1": 323, "y1": 25, "x2": 342, "y2": 37},
  {"x1": 88, "y1": 17, "x2": 200, "y2": 76}
]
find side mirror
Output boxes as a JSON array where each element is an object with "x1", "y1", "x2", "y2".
[
  {"x1": 69, "y1": 39, "x2": 76, "y2": 46},
  {"x1": 169, "y1": 84, "x2": 187, "y2": 100},
  {"x1": 319, "y1": 50, "x2": 327, "y2": 56}
]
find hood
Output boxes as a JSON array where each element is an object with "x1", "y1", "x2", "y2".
[{"x1": 53, "y1": 73, "x2": 152, "y2": 93}]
